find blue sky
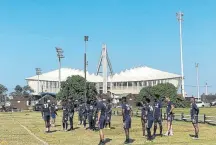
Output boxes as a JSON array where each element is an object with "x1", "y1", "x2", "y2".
[{"x1": 0, "y1": 0, "x2": 215, "y2": 96}]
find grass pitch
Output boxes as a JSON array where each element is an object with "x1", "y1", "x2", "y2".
[{"x1": 0, "y1": 108, "x2": 216, "y2": 145}]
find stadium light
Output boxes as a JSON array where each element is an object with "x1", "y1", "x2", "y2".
[
  {"x1": 176, "y1": 11, "x2": 185, "y2": 98},
  {"x1": 195, "y1": 63, "x2": 200, "y2": 101},
  {"x1": 56, "y1": 47, "x2": 64, "y2": 90},
  {"x1": 35, "y1": 68, "x2": 42, "y2": 94},
  {"x1": 84, "y1": 36, "x2": 89, "y2": 103}
]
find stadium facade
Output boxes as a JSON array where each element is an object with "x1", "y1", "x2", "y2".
[{"x1": 25, "y1": 66, "x2": 181, "y2": 95}]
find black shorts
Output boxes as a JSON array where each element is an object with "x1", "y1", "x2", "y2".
[
  {"x1": 147, "y1": 119, "x2": 154, "y2": 129},
  {"x1": 192, "y1": 116, "x2": 198, "y2": 124},
  {"x1": 167, "y1": 114, "x2": 173, "y2": 122},
  {"x1": 154, "y1": 117, "x2": 162, "y2": 125},
  {"x1": 62, "y1": 116, "x2": 68, "y2": 122},
  {"x1": 44, "y1": 115, "x2": 50, "y2": 122}
]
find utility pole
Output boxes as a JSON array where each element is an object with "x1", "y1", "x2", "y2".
[
  {"x1": 205, "y1": 82, "x2": 208, "y2": 95},
  {"x1": 56, "y1": 47, "x2": 64, "y2": 90},
  {"x1": 35, "y1": 68, "x2": 42, "y2": 94},
  {"x1": 195, "y1": 63, "x2": 200, "y2": 101},
  {"x1": 176, "y1": 11, "x2": 185, "y2": 98},
  {"x1": 84, "y1": 36, "x2": 89, "y2": 103}
]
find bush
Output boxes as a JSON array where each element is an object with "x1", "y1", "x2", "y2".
[{"x1": 137, "y1": 83, "x2": 190, "y2": 108}]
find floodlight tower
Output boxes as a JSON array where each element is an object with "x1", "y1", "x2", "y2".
[
  {"x1": 56, "y1": 47, "x2": 64, "y2": 90},
  {"x1": 35, "y1": 68, "x2": 42, "y2": 94},
  {"x1": 195, "y1": 63, "x2": 200, "y2": 101},
  {"x1": 176, "y1": 11, "x2": 185, "y2": 98},
  {"x1": 84, "y1": 36, "x2": 89, "y2": 103}
]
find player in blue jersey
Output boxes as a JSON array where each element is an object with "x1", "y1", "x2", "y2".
[
  {"x1": 41, "y1": 99, "x2": 51, "y2": 133},
  {"x1": 122, "y1": 97, "x2": 132, "y2": 144},
  {"x1": 67, "y1": 98, "x2": 75, "y2": 131},
  {"x1": 96, "y1": 95, "x2": 107, "y2": 145},
  {"x1": 78, "y1": 101, "x2": 83, "y2": 125},
  {"x1": 105, "y1": 98, "x2": 112, "y2": 129},
  {"x1": 138, "y1": 98, "x2": 147, "y2": 137},
  {"x1": 190, "y1": 97, "x2": 199, "y2": 139},
  {"x1": 164, "y1": 97, "x2": 175, "y2": 136},
  {"x1": 145, "y1": 98, "x2": 154, "y2": 141},
  {"x1": 88, "y1": 100, "x2": 95, "y2": 130},
  {"x1": 153, "y1": 96, "x2": 163, "y2": 137},
  {"x1": 62, "y1": 101, "x2": 69, "y2": 131},
  {"x1": 50, "y1": 103, "x2": 57, "y2": 127}
]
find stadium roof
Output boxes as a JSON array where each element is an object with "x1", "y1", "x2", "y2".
[{"x1": 25, "y1": 66, "x2": 181, "y2": 82}]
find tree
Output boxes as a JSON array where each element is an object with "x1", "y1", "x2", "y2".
[
  {"x1": 0, "y1": 84, "x2": 8, "y2": 95},
  {"x1": 137, "y1": 83, "x2": 190, "y2": 108},
  {"x1": 0, "y1": 84, "x2": 8, "y2": 102},
  {"x1": 10, "y1": 85, "x2": 34, "y2": 98},
  {"x1": 56, "y1": 75, "x2": 98, "y2": 101}
]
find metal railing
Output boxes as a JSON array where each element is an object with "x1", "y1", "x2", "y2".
[{"x1": 112, "y1": 110, "x2": 216, "y2": 126}]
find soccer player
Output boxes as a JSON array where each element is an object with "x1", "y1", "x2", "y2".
[
  {"x1": 105, "y1": 98, "x2": 112, "y2": 129},
  {"x1": 153, "y1": 96, "x2": 163, "y2": 137},
  {"x1": 67, "y1": 98, "x2": 75, "y2": 131},
  {"x1": 190, "y1": 97, "x2": 199, "y2": 139},
  {"x1": 121, "y1": 97, "x2": 131, "y2": 144},
  {"x1": 88, "y1": 100, "x2": 94, "y2": 130},
  {"x1": 62, "y1": 101, "x2": 69, "y2": 131},
  {"x1": 164, "y1": 97, "x2": 175, "y2": 136},
  {"x1": 92, "y1": 101, "x2": 98, "y2": 131},
  {"x1": 96, "y1": 95, "x2": 106, "y2": 145},
  {"x1": 140, "y1": 99, "x2": 147, "y2": 137},
  {"x1": 146, "y1": 98, "x2": 154, "y2": 141},
  {"x1": 50, "y1": 103, "x2": 57, "y2": 127},
  {"x1": 82, "y1": 102, "x2": 88, "y2": 129},
  {"x1": 41, "y1": 99, "x2": 51, "y2": 133},
  {"x1": 78, "y1": 100, "x2": 83, "y2": 125}
]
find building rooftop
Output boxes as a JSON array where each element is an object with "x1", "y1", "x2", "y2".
[{"x1": 26, "y1": 66, "x2": 181, "y2": 82}]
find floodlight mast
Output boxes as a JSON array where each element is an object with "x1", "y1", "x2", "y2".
[
  {"x1": 35, "y1": 68, "x2": 42, "y2": 94},
  {"x1": 176, "y1": 11, "x2": 185, "y2": 98},
  {"x1": 195, "y1": 63, "x2": 200, "y2": 101},
  {"x1": 84, "y1": 36, "x2": 89, "y2": 104},
  {"x1": 56, "y1": 47, "x2": 64, "y2": 90}
]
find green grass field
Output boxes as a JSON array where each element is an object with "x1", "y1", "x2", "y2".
[{"x1": 0, "y1": 108, "x2": 216, "y2": 145}]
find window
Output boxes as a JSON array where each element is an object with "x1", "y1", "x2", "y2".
[
  {"x1": 128, "y1": 82, "x2": 132, "y2": 86},
  {"x1": 138, "y1": 81, "x2": 142, "y2": 86},
  {"x1": 143, "y1": 81, "x2": 147, "y2": 86},
  {"x1": 54, "y1": 82, "x2": 57, "y2": 88},
  {"x1": 123, "y1": 82, "x2": 127, "y2": 87},
  {"x1": 46, "y1": 81, "x2": 48, "y2": 89}
]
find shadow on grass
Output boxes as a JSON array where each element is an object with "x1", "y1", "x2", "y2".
[
  {"x1": 73, "y1": 127, "x2": 80, "y2": 130},
  {"x1": 49, "y1": 130, "x2": 58, "y2": 133},
  {"x1": 189, "y1": 134, "x2": 195, "y2": 137},
  {"x1": 55, "y1": 125, "x2": 61, "y2": 127},
  {"x1": 104, "y1": 138, "x2": 112, "y2": 144},
  {"x1": 129, "y1": 139, "x2": 135, "y2": 143}
]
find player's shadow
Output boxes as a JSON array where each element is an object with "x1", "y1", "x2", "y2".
[
  {"x1": 104, "y1": 138, "x2": 112, "y2": 144},
  {"x1": 189, "y1": 134, "x2": 195, "y2": 137},
  {"x1": 73, "y1": 127, "x2": 80, "y2": 130},
  {"x1": 129, "y1": 139, "x2": 135, "y2": 143},
  {"x1": 49, "y1": 130, "x2": 58, "y2": 133},
  {"x1": 110, "y1": 127, "x2": 115, "y2": 129}
]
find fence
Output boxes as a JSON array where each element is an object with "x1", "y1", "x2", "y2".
[{"x1": 112, "y1": 110, "x2": 216, "y2": 126}]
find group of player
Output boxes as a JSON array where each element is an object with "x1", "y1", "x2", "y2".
[{"x1": 40, "y1": 94, "x2": 200, "y2": 145}]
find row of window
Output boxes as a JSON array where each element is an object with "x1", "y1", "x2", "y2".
[
  {"x1": 39, "y1": 81, "x2": 60, "y2": 89},
  {"x1": 97, "y1": 80, "x2": 168, "y2": 88}
]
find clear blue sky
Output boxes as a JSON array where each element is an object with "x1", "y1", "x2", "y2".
[{"x1": 0, "y1": 0, "x2": 215, "y2": 96}]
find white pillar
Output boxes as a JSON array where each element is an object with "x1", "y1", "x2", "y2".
[{"x1": 102, "y1": 44, "x2": 108, "y2": 94}]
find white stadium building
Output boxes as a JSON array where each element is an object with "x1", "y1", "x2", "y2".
[{"x1": 25, "y1": 66, "x2": 181, "y2": 95}]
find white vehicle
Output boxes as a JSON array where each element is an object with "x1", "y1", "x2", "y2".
[{"x1": 196, "y1": 101, "x2": 210, "y2": 108}]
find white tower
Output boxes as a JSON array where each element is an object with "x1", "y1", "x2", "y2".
[{"x1": 96, "y1": 44, "x2": 113, "y2": 94}]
